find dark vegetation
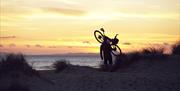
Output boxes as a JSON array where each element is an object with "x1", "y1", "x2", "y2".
[
  {"x1": 114, "y1": 47, "x2": 166, "y2": 71},
  {"x1": 99, "y1": 47, "x2": 167, "y2": 72},
  {"x1": 0, "y1": 53, "x2": 39, "y2": 77},
  {"x1": 141, "y1": 47, "x2": 164, "y2": 55},
  {"x1": 141, "y1": 47, "x2": 167, "y2": 59},
  {"x1": 0, "y1": 53, "x2": 55, "y2": 89},
  {"x1": 99, "y1": 42, "x2": 180, "y2": 72},
  {"x1": 172, "y1": 42, "x2": 180, "y2": 55},
  {"x1": 53, "y1": 59, "x2": 69, "y2": 73},
  {"x1": 0, "y1": 53, "x2": 69, "y2": 75}
]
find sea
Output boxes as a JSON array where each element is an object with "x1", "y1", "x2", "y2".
[
  {"x1": 25, "y1": 55, "x2": 102, "y2": 70},
  {"x1": 0, "y1": 53, "x2": 118, "y2": 70}
]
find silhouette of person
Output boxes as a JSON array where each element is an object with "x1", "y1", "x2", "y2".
[{"x1": 100, "y1": 36, "x2": 113, "y2": 66}]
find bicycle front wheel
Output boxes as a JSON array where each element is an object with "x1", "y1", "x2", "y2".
[{"x1": 94, "y1": 30, "x2": 104, "y2": 43}]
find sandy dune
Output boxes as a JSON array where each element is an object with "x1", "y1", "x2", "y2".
[{"x1": 0, "y1": 56, "x2": 180, "y2": 91}]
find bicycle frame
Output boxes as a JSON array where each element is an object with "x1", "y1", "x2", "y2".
[
  {"x1": 94, "y1": 29, "x2": 122, "y2": 56},
  {"x1": 100, "y1": 30, "x2": 118, "y2": 45}
]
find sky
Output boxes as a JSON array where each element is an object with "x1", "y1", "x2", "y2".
[{"x1": 0, "y1": 0, "x2": 180, "y2": 54}]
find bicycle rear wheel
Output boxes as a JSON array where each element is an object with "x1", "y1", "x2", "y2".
[
  {"x1": 94, "y1": 30, "x2": 104, "y2": 43},
  {"x1": 111, "y1": 45, "x2": 122, "y2": 56}
]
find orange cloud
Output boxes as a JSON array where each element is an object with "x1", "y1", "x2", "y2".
[
  {"x1": 25, "y1": 44, "x2": 31, "y2": 48},
  {"x1": 122, "y1": 42, "x2": 131, "y2": 45},
  {"x1": 41, "y1": 7, "x2": 86, "y2": 16},
  {"x1": 48, "y1": 46, "x2": 57, "y2": 48},
  {"x1": 0, "y1": 44, "x2": 3, "y2": 47},
  {"x1": 0, "y1": 36, "x2": 16, "y2": 39},
  {"x1": 9, "y1": 44, "x2": 16, "y2": 47},
  {"x1": 35, "y1": 44, "x2": 44, "y2": 48},
  {"x1": 82, "y1": 41, "x2": 90, "y2": 44}
]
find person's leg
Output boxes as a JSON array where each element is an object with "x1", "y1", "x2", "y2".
[
  {"x1": 108, "y1": 55, "x2": 113, "y2": 72},
  {"x1": 104, "y1": 58, "x2": 108, "y2": 65},
  {"x1": 103, "y1": 58, "x2": 108, "y2": 71},
  {"x1": 108, "y1": 55, "x2": 113, "y2": 65}
]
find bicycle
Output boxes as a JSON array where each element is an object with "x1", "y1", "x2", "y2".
[{"x1": 94, "y1": 28, "x2": 122, "y2": 56}]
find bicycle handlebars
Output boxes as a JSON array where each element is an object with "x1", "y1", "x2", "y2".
[
  {"x1": 99, "y1": 28, "x2": 118, "y2": 39},
  {"x1": 114, "y1": 34, "x2": 118, "y2": 38}
]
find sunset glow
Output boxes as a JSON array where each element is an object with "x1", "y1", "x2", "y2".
[{"x1": 0, "y1": 0, "x2": 180, "y2": 54}]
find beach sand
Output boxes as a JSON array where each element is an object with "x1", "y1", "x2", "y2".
[{"x1": 0, "y1": 55, "x2": 180, "y2": 91}]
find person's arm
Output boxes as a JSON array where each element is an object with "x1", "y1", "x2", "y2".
[{"x1": 100, "y1": 44, "x2": 103, "y2": 60}]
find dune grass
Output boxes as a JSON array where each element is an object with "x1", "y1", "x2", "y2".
[
  {"x1": 109, "y1": 47, "x2": 166, "y2": 71},
  {"x1": 141, "y1": 47, "x2": 164, "y2": 55},
  {"x1": 172, "y1": 42, "x2": 180, "y2": 55},
  {"x1": 0, "y1": 53, "x2": 39, "y2": 77},
  {"x1": 53, "y1": 59, "x2": 69, "y2": 73}
]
